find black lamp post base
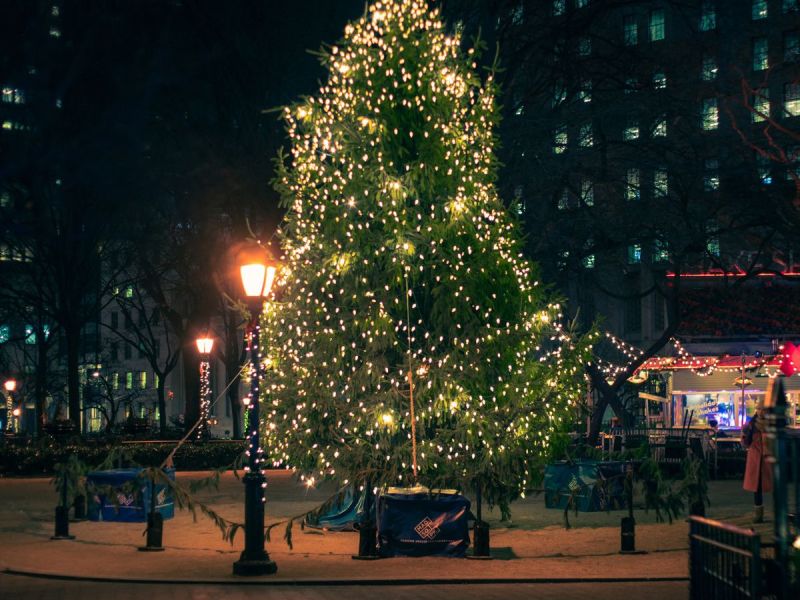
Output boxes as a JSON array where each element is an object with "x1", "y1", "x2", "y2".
[
  {"x1": 50, "y1": 534, "x2": 75, "y2": 540},
  {"x1": 233, "y1": 555, "x2": 278, "y2": 576}
]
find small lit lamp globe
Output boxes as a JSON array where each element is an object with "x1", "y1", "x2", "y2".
[{"x1": 4, "y1": 380, "x2": 16, "y2": 393}]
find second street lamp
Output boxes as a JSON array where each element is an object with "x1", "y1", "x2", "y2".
[
  {"x1": 195, "y1": 336, "x2": 214, "y2": 441},
  {"x1": 4, "y1": 379, "x2": 17, "y2": 434},
  {"x1": 233, "y1": 248, "x2": 278, "y2": 576}
]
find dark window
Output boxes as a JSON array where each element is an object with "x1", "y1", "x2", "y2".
[
  {"x1": 124, "y1": 343, "x2": 132, "y2": 360},
  {"x1": 110, "y1": 311, "x2": 118, "y2": 329}
]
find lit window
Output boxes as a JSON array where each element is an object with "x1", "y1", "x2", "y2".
[
  {"x1": 139, "y1": 371, "x2": 147, "y2": 389},
  {"x1": 707, "y1": 230, "x2": 720, "y2": 257},
  {"x1": 0, "y1": 244, "x2": 10, "y2": 261},
  {"x1": 753, "y1": 0, "x2": 768, "y2": 19},
  {"x1": 753, "y1": 88, "x2": 770, "y2": 122},
  {"x1": 757, "y1": 154, "x2": 773, "y2": 184},
  {"x1": 701, "y1": 55, "x2": 718, "y2": 81},
  {"x1": 753, "y1": 38, "x2": 768, "y2": 71},
  {"x1": 627, "y1": 244, "x2": 642, "y2": 264},
  {"x1": 626, "y1": 168, "x2": 640, "y2": 200},
  {"x1": 126, "y1": 372, "x2": 133, "y2": 390},
  {"x1": 702, "y1": 98, "x2": 719, "y2": 130},
  {"x1": 649, "y1": 9, "x2": 665, "y2": 41},
  {"x1": 785, "y1": 146, "x2": 800, "y2": 180},
  {"x1": 124, "y1": 286, "x2": 134, "y2": 298},
  {"x1": 0, "y1": 325, "x2": 8, "y2": 344},
  {"x1": 557, "y1": 250, "x2": 570, "y2": 270},
  {"x1": 700, "y1": 1, "x2": 716, "y2": 31},
  {"x1": 784, "y1": 0, "x2": 799, "y2": 13},
  {"x1": 581, "y1": 179, "x2": 594, "y2": 206},
  {"x1": 514, "y1": 185, "x2": 525, "y2": 216},
  {"x1": 654, "y1": 239, "x2": 670, "y2": 262},
  {"x1": 704, "y1": 159, "x2": 720, "y2": 191},
  {"x1": 51, "y1": 6, "x2": 60, "y2": 17},
  {"x1": 511, "y1": 4, "x2": 524, "y2": 25},
  {"x1": 1, "y1": 87, "x2": 24, "y2": 104},
  {"x1": 654, "y1": 168, "x2": 668, "y2": 197},
  {"x1": 514, "y1": 103, "x2": 524, "y2": 116},
  {"x1": 624, "y1": 16, "x2": 638, "y2": 46},
  {"x1": 25, "y1": 325, "x2": 35, "y2": 345},
  {"x1": 0, "y1": 190, "x2": 10, "y2": 208},
  {"x1": 557, "y1": 189, "x2": 569, "y2": 210},
  {"x1": 578, "y1": 37, "x2": 591, "y2": 56},
  {"x1": 784, "y1": 82, "x2": 800, "y2": 116},
  {"x1": 625, "y1": 78, "x2": 638, "y2": 94},
  {"x1": 578, "y1": 78, "x2": 592, "y2": 103},
  {"x1": 785, "y1": 32, "x2": 800, "y2": 61},
  {"x1": 554, "y1": 0, "x2": 566, "y2": 15},
  {"x1": 554, "y1": 127, "x2": 568, "y2": 153},
  {"x1": 579, "y1": 123, "x2": 593, "y2": 147},
  {"x1": 652, "y1": 116, "x2": 667, "y2": 137},
  {"x1": 653, "y1": 72, "x2": 666, "y2": 89},
  {"x1": 553, "y1": 82, "x2": 567, "y2": 107},
  {"x1": 112, "y1": 373, "x2": 119, "y2": 390},
  {"x1": 576, "y1": 0, "x2": 589, "y2": 8},
  {"x1": 583, "y1": 254, "x2": 596, "y2": 269},
  {"x1": 623, "y1": 120, "x2": 639, "y2": 140},
  {"x1": 49, "y1": 27, "x2": 61, "y2": 38}
]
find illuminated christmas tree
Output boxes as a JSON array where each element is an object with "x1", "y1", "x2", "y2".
[{"x1": 264, "y1": 0, "x2": 592, "y2": 516}]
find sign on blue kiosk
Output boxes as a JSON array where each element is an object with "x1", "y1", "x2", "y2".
[
  {"x1": 377, "y1": 487, "x2": 470, "y2": 557},
  {"x1": 87, "y1": 468, "x2": 175, "y2": 522}
]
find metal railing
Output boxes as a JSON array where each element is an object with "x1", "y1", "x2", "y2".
[{"x1": 689, "y1": 515, "x2": 763, "y2": 600}]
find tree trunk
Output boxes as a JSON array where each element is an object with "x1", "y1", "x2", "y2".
[
  {"x1": 65, "y1": 324, "x2": 82, "y2": 432},
  {"x1": 227, "y1": 383, "x2": 241, "y2": 439},
  {"x1": 183, "y1": 345, "x2": 200, "y2": 434},
  {"x1": 156, "y1": 379, "x2": 167, "y2": 435},
  {"x1": 35, "y1": 337, "x2": 49, "y2": 436}
]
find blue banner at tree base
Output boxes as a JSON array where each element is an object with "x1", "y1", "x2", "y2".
[
  {"x1": 87, "y1": 468, "x2": 175, "y2": 522},
  {"x1": 304, "y1": 483, "x2": 372, "y2": 531},
  {"x1": 377, "y1": 487, "x2": 470, "y2": 557},
  {"x1": 544, "y1": 460, "x2": 627, "y2": 512}
]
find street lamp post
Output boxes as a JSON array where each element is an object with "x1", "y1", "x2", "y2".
[
  {"x1": 233, "y1": 251, "x2": 278, "y2": 576},
  {"x1": 195, "y1": 336, "x2": 214, "y2": 441},
  {"x1": 4, "y1": 379, "x2": 17, "y2": 434}
]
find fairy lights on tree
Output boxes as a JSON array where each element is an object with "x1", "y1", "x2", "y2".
[{"x1": 263, "y1": 0, "x2": 592, "y2": 515}]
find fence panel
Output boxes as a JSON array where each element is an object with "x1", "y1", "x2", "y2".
[{"x1": 689, "y1": 516, "x2": 762, "y2": 600}]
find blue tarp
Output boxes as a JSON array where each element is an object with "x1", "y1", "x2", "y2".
[
  {"x1": 304, "y1": 484, "x2": 372, "y2": 531},
  {"x1": 544, "y1": 460, "x2": 627, "y2": 512},
  {"x1": 87, "y1": 468, "x2": 175, "y2": 522},
  {"x1": 377, "y1": 489, "x2": 470, "y2": 557}
]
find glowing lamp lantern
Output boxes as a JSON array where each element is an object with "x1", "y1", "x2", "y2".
[
  {"x1": 240, "y1": 263, "x2": 277, "y2": 301},
  {"x1": 4, "y1": 379, "x2": 16, "y2": 393},
  {"x1": 195, "y1": 337, "x2": 214, "y2": 356}
]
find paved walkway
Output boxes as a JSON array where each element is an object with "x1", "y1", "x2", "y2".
[
  {"x1": 0, "y1": 572, "x2": 689, "y2": 600},
  {"x1": 0, "y1": 471, "x2": 765, "y2": 586}
]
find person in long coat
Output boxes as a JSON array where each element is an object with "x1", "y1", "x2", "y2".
[{"x1": 741, "y1": 406, "x2": 773, "y2": 523}]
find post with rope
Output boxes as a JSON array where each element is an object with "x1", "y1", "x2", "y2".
[{"x1": 232, "y1": 247, "x2": 278, "y2": 576}]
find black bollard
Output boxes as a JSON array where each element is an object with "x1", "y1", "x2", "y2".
[
  {"x1": 51, "y1": 476, "x2": 75, "y2": 540},
  {"x1": 467, "y1": 485, "x2": 492, "y2": 559},
  {"x1": 138, "y1": 511, "x2": 165, "y2": 552},
  {"x1": 620, "y1": 516, "x2": 636, "y2": 553},
  {"x1": 52, "y1": 505, "x2": 75, "y2": 540},
  {"x1": 471, "y1": 520, "x2": 491, "y2": 558},
  {"x1": 72, "y1": 494, "x2": 87, "y2": 522},
  {"x1": 352, "y1": 522, "x2": 380, "y2": 559}
]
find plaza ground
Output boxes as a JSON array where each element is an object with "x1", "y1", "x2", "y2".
[{"x1": 0, "y1": 470, "x2": 774, "y2": 594}]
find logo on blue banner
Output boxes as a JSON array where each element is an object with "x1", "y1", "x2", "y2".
[{"x1": 414, "y1": 517, "x2": 440, "y2": 540}]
